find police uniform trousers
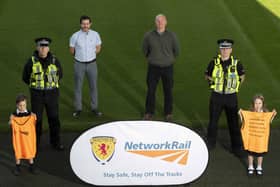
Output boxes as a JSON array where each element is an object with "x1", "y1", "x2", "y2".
[
  {"x1": 30, "y1": 88, "x2": 61, "y2": 146},
  {"x1": 207, "y1": 91, "x2": 242, "y2": 150},
  {"x1": 145, "y1": 64, "x2": 173, "y2": 115}
]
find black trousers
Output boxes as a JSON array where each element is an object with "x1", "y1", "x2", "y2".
[
  {"x1": 145, "y1": 64, "x2": 173, "y2": 115},
  {"x1": 30, "y1": 89, "x2": 61, "y2": 146},
  {"x1": 207, "y1": 92, "x2": 242, "y2": 150}
]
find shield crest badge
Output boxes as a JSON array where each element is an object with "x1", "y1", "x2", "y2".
[{"x1": 90, "y1": 136, "x2": 116, "y2": 164}]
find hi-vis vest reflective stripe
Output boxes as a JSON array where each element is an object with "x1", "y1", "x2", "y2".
[
  {"x1": 11, "y1": 114, "x2": 37, "y2": 159},
  {"x1": 30, "y1": 56, "x2": 59, "y2": 89},
  {"x1": 210, "y1": 55, "x2": 240, "y2": 94}
]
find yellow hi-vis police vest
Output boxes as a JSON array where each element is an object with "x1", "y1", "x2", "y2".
[
  {"x1": 210, "y1": 55, "x2": 240, "y2": 94},
  {"x1": 30, "y1": 56, "x2": 59, "y2": 90}
]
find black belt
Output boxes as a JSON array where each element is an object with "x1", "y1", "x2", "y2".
[{"x1": 75, "y1": 58, "x2": 96, "y2": 64}]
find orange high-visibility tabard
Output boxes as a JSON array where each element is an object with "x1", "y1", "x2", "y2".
[
  {"x1": 10, "y1": 114, "x2": 37, "y2": 159},
  {"x1": 240, "y1": 110, "x2": 274, "y2": 153}
]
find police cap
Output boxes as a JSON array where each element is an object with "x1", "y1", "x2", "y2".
[
  {"x1": 35, "y1": 37, "x2": 52, "y2": 47},
  {"x1": 217, "y1": 39, "x2": 234, "y2": 49}
]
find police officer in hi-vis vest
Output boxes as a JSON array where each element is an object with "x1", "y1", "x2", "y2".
[
  {"x1": 205, "y1": 39, "x2": 245, "y2": 155},
  {"x1": 22, "y1": 37, "x2": 64, "y2": 151}
]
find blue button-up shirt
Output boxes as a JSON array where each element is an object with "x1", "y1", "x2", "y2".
[{"x1": 70, "y1": 29, "x2": 102, "y2": 62}]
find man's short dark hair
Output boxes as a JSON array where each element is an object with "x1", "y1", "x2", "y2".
[
  {"x1": 80, "y1": 15, "x2": 91, "y2": 24},
  {"x1": 16, "y1": 94, "x2": 27, "y2": 104}
]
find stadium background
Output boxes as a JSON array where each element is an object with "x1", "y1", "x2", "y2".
[{"x1": 0, "y1": 0, "x2": 280, "y2": 186}]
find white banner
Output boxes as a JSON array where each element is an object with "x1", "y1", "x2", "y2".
[{"x1": 70, "y1": 121, "x2": 208, "y2": 186}]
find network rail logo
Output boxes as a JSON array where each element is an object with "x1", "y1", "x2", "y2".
[{"x1": 125, "y1": 141, "x2": 191, "y2": 165}]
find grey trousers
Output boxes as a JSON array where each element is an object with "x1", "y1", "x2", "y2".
[{"x1": 74, "y1": 61, "x2": 98, "y2": 111}]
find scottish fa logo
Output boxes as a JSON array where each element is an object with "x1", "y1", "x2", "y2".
[{"x1": 90, "y1": 136, "x2": 116, "y2": 164}]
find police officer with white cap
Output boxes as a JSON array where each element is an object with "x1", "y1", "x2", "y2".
[
  {"x1": 205, "y1": 39, "x2": 245, "y2": 156},
  {"x1": 22, "y1": 37, "x2": 64, "y2": 151}
]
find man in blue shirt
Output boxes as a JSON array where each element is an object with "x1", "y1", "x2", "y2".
[{"x1": 70, "y1": 15, "x2": 102, "y2": 117}]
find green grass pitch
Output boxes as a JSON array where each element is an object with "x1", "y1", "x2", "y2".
[{"x1": 0, "y1": 0, "x2": 280, "y2": 186}]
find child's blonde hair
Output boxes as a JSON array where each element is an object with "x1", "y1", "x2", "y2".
[{"x1": 250, "y1": 94, "x2": 268, "y2": 112}]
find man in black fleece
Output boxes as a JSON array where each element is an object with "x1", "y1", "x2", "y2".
[{"x1": 142, "y1": 14, "x2": 180, "y2": 121}]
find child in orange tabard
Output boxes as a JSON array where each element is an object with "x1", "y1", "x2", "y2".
[
  {"x1": 9, "y1": 94, "x2": 37, "y2": 175},
  {"x1": 239, "y1": 94, "x2": 276, "y2": 176}
]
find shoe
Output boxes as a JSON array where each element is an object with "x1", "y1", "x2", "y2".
[
  {"x1": 143, "y1": 113, "x2": 152, "y2": 120},
  {"x1": 247, "y1": 168, "x2": 254, "y2": 176},
  {"x1": 256, "y1": 169, "x2": 263, "y2": 176},
  {"x1": 92, "y1": 110, "x2": 102, "y2": 117},
  {"x1": 52, "y1": 144, "x2": 65, "y2": 151},
  {"x1": 165, "y1": 114, "x2": 173, "y2": 122},
  {"x1": 73, "y1": 111, "x2": 81, "y2": 118},
  {"x1": 12, "y1": 165, "x2": 21, "y2": 176},
  {"x1": 29, "y1": 164, "x2": 38, "y2": 175}
]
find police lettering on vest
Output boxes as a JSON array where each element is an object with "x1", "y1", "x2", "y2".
[
  {"x1": 30, "y1": 56, "x2": 59, "y2": 90},
  {"x1": 210, "y1": 55, "x2": 240, "y2": 94}
]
